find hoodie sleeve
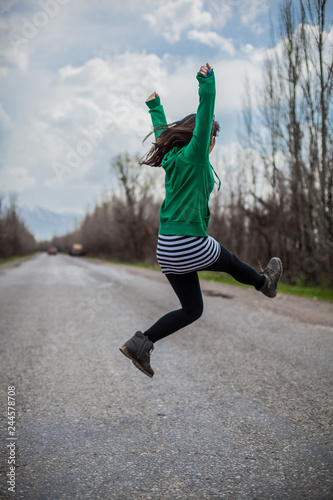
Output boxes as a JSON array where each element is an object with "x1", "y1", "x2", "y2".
[
  {"x1": 146, "y1": 95, "x2": 167, "y2": 141},
  {"x1": 184, "y1": 70, "x2": 216, "y2": 164}
]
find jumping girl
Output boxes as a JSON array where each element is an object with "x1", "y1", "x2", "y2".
[{"x1": 120, "y1": 63, "x2": 283, "y2": 377}]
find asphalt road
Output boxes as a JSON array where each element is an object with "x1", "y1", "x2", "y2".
[{"x1": 0, "y1": 253, "x2": 332, "y2": 499}]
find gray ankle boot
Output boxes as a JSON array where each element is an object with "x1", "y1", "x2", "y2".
[
  {"x1": 119, "y1": 331, "x2": 154, "y2": 377},
  {"x1": 259, "y1": 257, "x2": 283, "y2": 298}
]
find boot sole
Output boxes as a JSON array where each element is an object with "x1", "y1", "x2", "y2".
[
  {"x1": 119, "y1": 346, "x2": 154, "y2": 378},
  {"x1": 272, "y1": 257, "x2": 283, "y2": 298}
]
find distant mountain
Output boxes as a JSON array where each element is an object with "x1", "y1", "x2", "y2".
[{"x1": 17, "y1": 205, "x2": 83, "y2": 241}]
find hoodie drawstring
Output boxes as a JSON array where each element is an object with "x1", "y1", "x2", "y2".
[{"x1": 210, "y1": 164, "x2": 221, "y2": 191}]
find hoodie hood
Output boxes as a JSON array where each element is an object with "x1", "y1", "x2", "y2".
[{"x1": 161, "y1": 147, "x2": 183, "y2": 171}]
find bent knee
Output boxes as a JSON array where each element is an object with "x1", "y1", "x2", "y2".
[
  {"x1": 196, "y1": 303, "x2": 204, "y2": 320},
  {"x1": 184, "y1": 303, "x2": 203, "y2": 323}
]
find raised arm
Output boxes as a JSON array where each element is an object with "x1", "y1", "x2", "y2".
[
  {"x1": 184, "y1": 62, "x2": 216, "y2": 164},
  {"x1": 145, "y1": 92, "x2": 167, "y2": 141}
]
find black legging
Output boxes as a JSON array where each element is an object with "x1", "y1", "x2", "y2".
[{"x1": 144, "y1": 243, "x2": 265, "y2": 343}]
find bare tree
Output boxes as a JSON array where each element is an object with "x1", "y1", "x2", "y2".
[
  {"x1": 110, "y1": 153, "x2": 160, "y2": 262},
  {"x1": 0, "y1": 194, "x2": 36, "y2": 258},
  {"x1": 50, "y1": 153, "x2": 161, "y2": 264},
  {"x1": 237, "y1": 0, "x2": 333, "y2": 285}
]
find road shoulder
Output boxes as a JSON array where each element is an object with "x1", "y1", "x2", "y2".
[{"x1": 111, "y1": 262, "x2": 333, "y2": 329}]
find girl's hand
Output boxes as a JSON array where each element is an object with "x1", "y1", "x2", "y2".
[
  {"x1": 147, "y1": 91, "x2": 159, "y2": 101},
  {"x1": 199, "y1": 62, "x2": 212, "y2": 76}
]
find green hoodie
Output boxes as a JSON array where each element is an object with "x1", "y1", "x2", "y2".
[{"x1": 146, "y1": 69, "x2": 220, "y2": 237}]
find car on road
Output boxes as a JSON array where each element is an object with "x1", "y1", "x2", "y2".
[
  {"x1": 47, "y1": 246, "x2": 58, "y2": 255},
  {"x1": 69, "y1": 243, "x2": 84, "y2": 256}
]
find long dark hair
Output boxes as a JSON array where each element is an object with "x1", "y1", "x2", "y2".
[{"x1": 139, "y1": 114, "x2": 220, "y2": 167}]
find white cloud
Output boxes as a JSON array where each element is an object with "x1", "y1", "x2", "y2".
[
  {"x1": 143, "y1": 0, "x2": 213, "y2": 43},
  {"x1": 0, "y1": 50, "x2": 170, "y2": 212},
  {"x1": 0, "y1": 0, "x2": 286, "y2": 219},
  {"x1": 0, "y1": 18, "x2": 30, "y2": 73},
  {"x1": 0, "y1": 167, "x2": 36, "y2": 192},
  {"x1": 0, "y1": 102, "x2": 13, "y2": 130},
  {"x1": 241, "y1": 43, "x2": 255, "y2": 54},
  {"x1": 0, "y1": 0, "x2": 82, "y2": 74},
  {"x1": 0, "y1": 45, "x2": 266, "y2": 211},
  {"x1": 237, "y1": 0, "x2": 269, "y2": 34},
  {"x1": 142, "y1": 0, "x2": 268, "y2": 45},
  {"x1": 213, "y1": 57, "x2": 263, "y2": 113},
  {"x1": 206, "y1": 1, "x2": 233, "y2": 30},
  {"x1": 188, "y1": 29, "x2": 235, "y2": 55}
]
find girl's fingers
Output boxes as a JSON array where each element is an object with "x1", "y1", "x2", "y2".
[
  {"x1": 147, "y1": 91, "x2": 158, "y2": 101},
  {"x1": 199, "y1": 63, "x2": 212, "y2": 75}
]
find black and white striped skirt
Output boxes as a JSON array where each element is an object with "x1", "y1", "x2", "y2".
[{"x1": 156, "y1": 234, "x2": 221, "y2": 274}]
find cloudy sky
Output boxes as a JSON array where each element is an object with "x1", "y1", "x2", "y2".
[{"x1": 1, "y1": 0, "x2": 330, "y2": 224}]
